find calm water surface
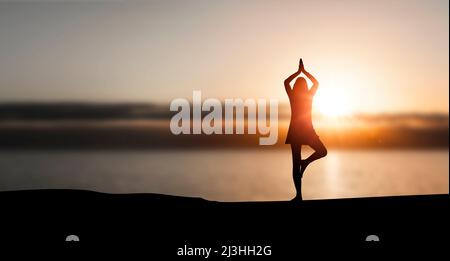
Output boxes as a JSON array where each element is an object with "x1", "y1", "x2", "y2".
[{"x1": 0, "y1": 149, "x2": 448, "y2": 201}]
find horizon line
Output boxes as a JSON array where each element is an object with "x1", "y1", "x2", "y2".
[{"x1": 0, "y1": 101, "x2": 448, "y2": 116}]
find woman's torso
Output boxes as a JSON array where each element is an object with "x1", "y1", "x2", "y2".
[{"x1": 289, "y1": 92, "x2": 314, "y2": 130}]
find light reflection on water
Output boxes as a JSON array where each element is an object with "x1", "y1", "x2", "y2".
[{"x1": 0, "y1": 149, "x2": 448, "y2": 201}]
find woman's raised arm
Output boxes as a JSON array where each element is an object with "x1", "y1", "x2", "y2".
[
  {"x1": 303, "y1": 69, "x2": 319, "y2": 95},
  {"x1": 284, "y1": 58, "x2": 303, "y2": 95}
]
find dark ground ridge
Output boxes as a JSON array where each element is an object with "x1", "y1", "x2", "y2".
[{"x1": 0, "y1": 189, "x2": 448, "y2": 251}]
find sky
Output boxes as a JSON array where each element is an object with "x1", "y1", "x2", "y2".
[{"x1": 0, "y1": 0, "x2": 448, "y2": 114}]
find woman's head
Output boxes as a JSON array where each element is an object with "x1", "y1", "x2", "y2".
[{"x1": 293, "y1": 77, "x2": 308, "y2": 93}]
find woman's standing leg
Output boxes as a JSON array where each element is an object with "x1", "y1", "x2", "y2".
[{"x1": 291, "y1": 144, "x2": 302, "y2": 200}]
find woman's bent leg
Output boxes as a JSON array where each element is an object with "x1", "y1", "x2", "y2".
[{"x1": 300, "y1": 137, "x2": 327, "y2": 178}]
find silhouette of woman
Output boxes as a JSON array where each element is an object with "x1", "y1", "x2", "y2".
[{"x1": 284, "y1": 58, "x2": 327, "y2": 201}]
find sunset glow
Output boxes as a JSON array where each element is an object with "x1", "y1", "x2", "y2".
[
  {"x1": 0, "y1": 0, "x2": 447, "y2": 115},
  {"x1": 314, "y1": 88, "x2": 353, "y2": 117}
]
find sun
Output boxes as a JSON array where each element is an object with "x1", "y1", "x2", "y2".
[{"x1": 314, "y1": 88, "x2": 352, "y2": 117}]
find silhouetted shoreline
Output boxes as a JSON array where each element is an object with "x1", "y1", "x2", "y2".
[
  {"x1": 0, "y1": 123, "x2": 447, "y2": 149},
  {"x1": 1, "y1": 189, "x2": 448, "y2": 249},
  {"x1": 1, "y1": 188, "x2": 447, "y2": 204},
  {"x1": 0, "y1": 103, "x2": 448, "y2": 149}
]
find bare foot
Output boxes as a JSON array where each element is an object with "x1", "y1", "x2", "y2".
[{"x1": 290, "y1": 195, "x2": 303, "y2": 202}]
